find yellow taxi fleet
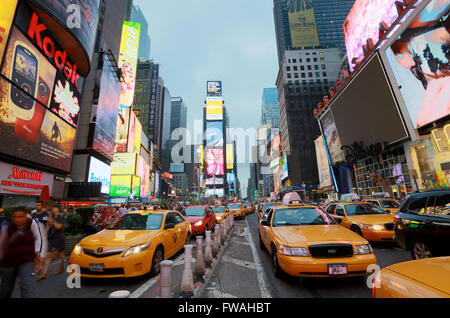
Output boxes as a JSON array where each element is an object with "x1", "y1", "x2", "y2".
[
  {"x1": 228, "y1": 203, "x2": 244, "y2": 219},
  {"x1": 258, "y1": 203, "x2": 377, "y2": 278},
  {"x1": 365, "y1": 198, "x2": 401, "y2": 215},
  {"x1": 70, "y1": 210, "x2": 191, "y2": 278},
  {"x1": 325, "y1": 202, "x2": 395, "y2": 242},
  {"x1": 211, "y1": 206, "x2": 232, "y2": 223}
]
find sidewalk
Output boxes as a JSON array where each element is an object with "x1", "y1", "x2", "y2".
[{"x1": 202, "y1": 217, "x2": 272, "y2": 298}]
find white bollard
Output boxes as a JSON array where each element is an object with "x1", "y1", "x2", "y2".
[
  {"x1": 194, "y1": 236, "x2": 205, "y2": 282},
  {"x1": 220, "y1": 222, "x2": 225, "y2": 244},
  {"x1": 109, "y1": 290, "x2": 130, "y2": 298},
  {"x1": 180, "y1": 244, "x2": 194, "y2": 297},
  {"x1": 212, "y1": 224, "x2": 220, "y2": 257},
  {"x1": 160, "y1": 260, "x2": 173, "y2": 298},
  {"x1": 204, "y1": 231, "x2": 213, "y2": 268}
]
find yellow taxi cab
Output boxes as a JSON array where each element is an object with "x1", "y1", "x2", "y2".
[
  {"x1": 325, "y1": 202, "x2": 395, "y2": 242},
  {"x1": 258, "y1": 202, "x2": 377, "y2": 278},
  {"x1": 365, "y1": 198, "x2": 401, "y2": 215},
  {"x1": 228, "y1": 203, "x2": 245, "y2": 220},
  {"x1": 243, "y1": 203, "x2": 252, "y2": 215},
  {"x1": 258, "y1": 202, "x2": 282, "y2": 221},
  {"x1": 211, "y1": 205, "x2": 232, "y2": 224},
  {"x1": 373, "y1": 257, "x2": 450, "y2": 298},
  {"x1": 69, "y1": 210, "x2": 191, "y2": 278}
]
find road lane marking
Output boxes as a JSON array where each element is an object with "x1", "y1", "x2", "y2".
[
  {"x1": 244, "y1": 218, "x2": 272, "y2": 298},
  {"x1": 221, "y1": 255, "x2": 257, "y2": 269}
]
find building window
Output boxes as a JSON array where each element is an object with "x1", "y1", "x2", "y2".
[
  {"x1": 321, "y1": 64, "x2": 326, "y2": 69},
  {"x1": 314, "y1": 65, "x2": 319, "y2": 70},
  {"x1": 323, "y1": 72, "x2": 327, "y2": 77},
  {"x1": 307, "y1": 65, "x2": 312, "y2": 70},
  {"x1": 300, "y1": 65, "x2": 305, "y2": 70},
  {"x1": 293, "y1": 59, "x2": 297, "y2": 63},
  {"x1": 299, "y1": 59, "x2": 302, "y2": 63},
  {"x1": 313, "y1": 58, "x2": 317, "y2": 62},
  {"x1": 316, "y1": 72, "x2": 320, "y2": 77},
  {"x1": 306, "y1": 58, "x2": 310, "y2": 62},
  {"x1": 287, "y1": 73, "x2": 291, "y2": 78},
  {"x1": 308, "y1": 72, "x2": 313, "y2": 78},
  {"x1": 313, "y1": 52, "x2": 317, "y2": 55},
  {"x1": 293, "y1": 66, "x2": 298, "y2": 71},
  {"x1": 306, "y1": 52, "x2": 310, "y2": 55},
  {"x1": 294, "y1": 73, "x2": 299, "y2": 78},
  {"x1": 320, "y1": 57, "x2": 325, "y2": 62},
  {"x1": 324, "y1": 79, "x2": 328, "y2": 83},
  {"x1": 286, "y1": 66, "x2": 290, "y2": 71},
  {"x1": 301, "y1": 73, "x2": 305, "y2": 78}
]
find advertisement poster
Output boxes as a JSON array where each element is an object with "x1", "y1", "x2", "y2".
[
  {"x1": 321, "y1": 111, "x2": 345, "y2": 165},
  {"x1": 114, "y1": 107, "x2": 130, "y2": 153},
  {"x1": 226, "y1": 143, "x2": 234, "y2": 170},
  {"x1": 118, "y1": 21, "x2": 141, "y2": 109},
  {"x1": 205, "y1": 121, "x2": 223, "y2": 147},
  {"x1": 343, "y1": 0, "x2": 398, "y2": 72},
  {"x1": 134, "y1": 114, "x2": 142, "y2": 153},
  {"x1": 0, "y1": 161, "x2": 54, "y2": 195},
  {"x1": 206, "y1": 97, "x2": 223, "y2": 121},
  {"x1": 88, "y1": 156, "x2": 111, "y2": 194},
  {"x1": 384, "y1": 0, "x2": 450, "y2": 128},
  {"x1": 206, "y1": 148, "x2": 225, "y2": 176},
  {"x1": 1, "y1": 27, "x2": 57, "y2": 110},
  {"x1": 132, "y1": 175, "x2": 140, "y2": 198},
  {"x1": 227, "y1": 173, "x2": 235, "y2": 192},
  {"x1": 127, "y1": 109, "x2": 136, "y2": 153},
  {"x1": 111, "y1": 152, "x2": 137, "y2": 175},
  {"x1": 28, "y1": 0, "x2": 100, "y2": 60},
  {"x1": 286, "y1": 0, "x2": 320, "y2": 48},
  {"x1": 138, "y1": 155, "x2": 148, "y2": 198},
  {"x1": 0, "y1": 0, "x2": 18, "y2": 65},
  {"x1": 50, "y1": 72, "x2": 81, "y2": 126},
  {"x1": 315, "y1": 136, "x2": 332, "y2": 188},
  {"x1": 92, "y1": 54, "x2": 120, "y2": 160},
  {"x1": 110, "y1": 175, "x2": 132, "y2": 197},
  {"x1": 207, "y1": 81, "x2": 222, "y2": 96}
]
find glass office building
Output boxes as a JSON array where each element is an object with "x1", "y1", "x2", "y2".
[{"x1": 261, "y1": 88, "x2": 280, "y2": 128}]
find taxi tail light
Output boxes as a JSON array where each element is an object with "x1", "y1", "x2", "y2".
[{"x1": 372, "y1": 277, "x2": 376, "y2": 298}]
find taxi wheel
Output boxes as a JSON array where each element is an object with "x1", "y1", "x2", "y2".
[
  {"x1": 271, "y1": 245, "x2": 282, "y2": 278},
  {"x1": 411, "y1": 240, "x2": 433, "y2": 259},
  {"x1": 150, "y1": 246, "x2": 164, "y2": 275},
  {"x1": 351, "y1": 225, "x2": 364, "y2": 238}
]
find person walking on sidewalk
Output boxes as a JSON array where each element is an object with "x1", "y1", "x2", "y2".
[
  {"x1": 31, "y1": 201, "x2": 49, "y2": 275},
  {"x1": 37, "y1": 205, "x2": 67, "y2": 281},
  {"x1": 0, "y1": 207, "x2": 41, "y2": 298}
]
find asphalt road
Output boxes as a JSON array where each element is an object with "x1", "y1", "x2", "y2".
[{"x1": 244, "y1": 212, "x2": 412, "y2": 298}]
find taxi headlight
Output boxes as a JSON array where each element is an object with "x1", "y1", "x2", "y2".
[
  {"x1": 354, "y1": 244, "x2": 373, "y2": 255},
  {"x1": 217, "y1": 216, "x2": 223, "y2": 221},
  {"x1": 361, "y1": 224, "x2": 384, "y2": 231},
  {"x1": 194, "y1": 220, "x2": 203, "y2": 227},
  {"x1": 123, "y1": 242, "x2": 151, "y2": 257},
  {"x1": 73, "y1": 243, "x2": 82, "y2": 256},
  {"x1": 279, "y1": 244, "x2": 309, "y2": 257}
]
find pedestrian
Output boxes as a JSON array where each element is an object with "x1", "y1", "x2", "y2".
[
  {"x1": 119, "y1": 204, "x2": 128, "y2": 216},
  {"x1": 30, "y1": 201, "x2": 50, "y2": 275},
  {"x1": 0, "y1": 207, "x2": 41, "y2": 298},
  {"x1": 37, "y1": 205, "x2": 67, "y2": 281},
  {"x1": 0, "y1": 208, "x2": 7, "y2": 229}
]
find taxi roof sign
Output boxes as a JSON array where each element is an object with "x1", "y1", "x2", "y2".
[
  {"x1": 340, "y1": 193, "x2": 360, "y2": 202},
  {"x1": 283, "y1": 192, "x2": 302, "y2": 205}
]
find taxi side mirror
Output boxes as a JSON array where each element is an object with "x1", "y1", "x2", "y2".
[
  {"x1": 261, "y1": 220, "x2": 269, "y2": 226},
  {"x1": 164, "y1": 223, "x2": 175, "y2": 230}
]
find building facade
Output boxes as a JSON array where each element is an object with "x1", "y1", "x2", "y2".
[
  {"x1": 261, "y1": 88, "x2": 280, "y2": 128},
  {"x1": 131, "y1": 4, "x2": 151, "y2": 59}
]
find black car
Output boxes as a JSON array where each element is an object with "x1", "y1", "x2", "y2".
[{"x1": 394, "y1": 188, "x2": 450, "y2": 259}]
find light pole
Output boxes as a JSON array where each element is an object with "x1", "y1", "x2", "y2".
[{"x1": 301, "y1": 182, "x2": 306, "y2": 202}]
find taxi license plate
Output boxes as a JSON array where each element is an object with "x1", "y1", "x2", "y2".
[
  {"x1": 89, "y1": 263, "x2": 104, "y2": 272},
  {"x1": 328, "y1": 264, "x2": 347, "y2": 275}
]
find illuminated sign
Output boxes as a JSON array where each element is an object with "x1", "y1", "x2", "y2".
[
  {"x1": 207, "y1": 81, "x2": 222, "y2": 96},
  {"x1": 88, "y1": 157, "x2": 111, "y2": 194},
  {"x1": 111, "y1": 153, "x2": 137, "y2": 175},
  {"x1": 110, "y1": 175, "x2": 132, "y2": 197},
  {"x1": 132, "y1": 175, "x2": 140, "y2": 198},
  {"x1": 206, "y1": 121, "x2": 223, "y2": 147},
  {"x1": 0, "y1": 162, "x2": 54, "y2": 195},
  {"x1": 163, "y1": 172, "x2": 173, "y2": 180},
  {"x1": 287, "y1": 0, "x2": 320, "y2": 48},
  {"x1": 315, "y1": 135, "x2": 332, "y2": 188},
  {"x1": 206, "y1": 148, "x2": 225, "y2": 176},
  {"x1": 226, "y1": 144, "x2": 234, "y2": 170},
  {"x1": 205, "y1": 178, "x2": 224, "y2": 185},
  {"x1": 0, "y1": 0, "x2": 17, "y2": 64},
  {"x1": 118, "y1": 21, "x2": 141, "y2": 109},
  {"x1": 51, "y1": 76, "x2": 80, "y2": 126},
  {"x1": 206, "y1": 97, "x2": 223, "y2": 121}
]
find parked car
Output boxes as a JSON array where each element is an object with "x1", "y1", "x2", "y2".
[
  {"x1": 181, "y1": 206, "x2": 216, "y2": 236},
  {"x1": 394, "y1": 188, "x2": 450, "y2": 259}
]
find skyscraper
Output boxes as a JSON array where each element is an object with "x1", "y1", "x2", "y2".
[
  {"x1": 131, "y1": 5, "x2": 151, "y2": 59},
  {"x1": 273, "y1": 0, "x2": 355, "y2": 64},
  {"x1": 261, "y1": 88, "x2": 280, "y2": 128}
]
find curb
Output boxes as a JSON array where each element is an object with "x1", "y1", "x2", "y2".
[{"x1": 193, "y1": 224, "x2": 234, "y2": 298}]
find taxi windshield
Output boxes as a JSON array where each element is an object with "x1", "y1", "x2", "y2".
[
  {"x1": 264, "y1": 203, "x2": 279, "y2": 210},
  {"x1": 107, "y1": 213, "x2": 163, "y2": 230},
  {"x1": 272, "y1": 208, "x2": 334, "y2": 227},
  {"x1": 379, "y1": 200, "x2": 400, "y2": 208},
  {"x1": 212, "y1": 207, "x2": 225, "y2": 213},
  {"x1": 184, "y1": 208, "x2": 205, "y2": 216},
  {"x1": 228, "y1": 204, "x2": 241, "y2": 209},
  {"x1": 345, "y1": 204, "x2": 387, "y2": 216}
]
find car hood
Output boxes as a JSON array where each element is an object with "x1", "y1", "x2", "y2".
[
  {"x1": 273, "y1": 225, "x2": 367, "y2": 246},
  {"x1": 80, "y1": 229, "x2": 158, "y2": 248},
  {"x1": 385, "y1": 257, "x2": 450, "y2": 295},
  {"x1": 214, "y1": 213, "x2": 226, "y2": 218},
  {"x1": 348, "y1": 214, "x2": 394, "y2": 225},
  {"x1": 184, "y1": 216, "x2": 204, "y2": 223}
]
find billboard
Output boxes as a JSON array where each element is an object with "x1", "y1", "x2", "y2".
[
  {"x1": 206, "y1": 148, "x2": 225, "y2": 176},
  {"x1": 50, "y1": 72, "x2": 81, "y2": 126},
  {"x1": 0, "y1": 0, "x2": 18, "y2": 65},
  {"x1": 132, "y1": 175, "x2": 140, "y2": 198},
  {"x1": 343, "y1": 0, "x2": 398, "y2": 72},
  {"x1": 205, "y1": 178, "x2": 224, "y2": 185},
  {"x1": 286, "y1": 0, "x2": 320, "y2": 48},
  {"x1": 383, "y1": 0, "x2": 450, "y2": 129},
  {"x1": 110, "y1": 175, "x2": 132, "y2": 197},
  {"x1": 88, "y1": 156, "x2": 111, "y2": 194},
  {"x1": 226, "y1": 143, "x2": 234, "y2": 170},
  {"x1": 207, "y1": 81, "x2": 222, "y2": 96},
  {"x1": 111, "y1": 153, "x2": 137, "y2": 175},
  {"x1": 138, "y1": 155, "x2": 148, "y2": 198},
  {"x1": 320, "y1": 110, "x2": 344, "y2": 165},
  {"x1": 204, "y1": 188, "x2": 224, "y2": 197},
  {"x1": 205, "y1": 121, "x2": 223, "y2": 147},
  {"x1": 92, "y1": 53, "x2": 120, "y2": 160},
  {"x1": 170, "y1": 163, "x2": 185, "y2": 173},
  {"x1": 0, "y1": 76, "x2": 76, "y2": 172},
  {"x1": 134, "y1": 114, "x2": 142, "y2": 153},
  {"x1": 206, "y1": 97, "x2": 223, "y2": 121},
  {"x1": 119, "y1": 21, "x2": 141, "y2": 109},
  {"x1": 127, "y1": 109, "x2": 136, "y2": 153},
  {"x1": 315, "y1": 136, "x2": 332, "y2": 189},
  {"x1": 114, "y1": 107, "x2": 130, "y2": 153},
  {"x1": 227, "y1": 173, "x2": 235, "y2": 192}
]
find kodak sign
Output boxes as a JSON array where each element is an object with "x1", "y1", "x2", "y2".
[{"x1": 27, "y1": 12, "x2": 80, "y2": 88}]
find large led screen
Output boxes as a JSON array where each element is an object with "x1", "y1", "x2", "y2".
[
  {"x1": 110, "y1": 175, "x2": 131, "y2": 197},
  {"x1": 206, "y1": 97, "x2": 223, "y2": 121},
  {"x1": 114, "y1": 107, "x2": 130, "y2": 153},
  {"x1": 119, "y1": 21, "x2": 141, "y2": 109},
  {"x1": 226, "y1": 143, "x2": 234, "y2": 170},
  {"x1": 286, "y1": 0, "x2": 320, "y2": 48},
  {"x1": 88, "y1": 156, "x2": 111, "y2": 194},
  {"x1": 0, "y1": 0, "x2": 18, "y2": 65},
  {"x1": 206, "y1": 148, "x2": 225, "y2": 177},
  {"x1": 383, "y1": 0, "x2": 450, "y2": 128},
  {"x1": 111, "y1": 152, "x2": 137, "y2": 175},
  {"x1": 207, "y1": 81, "x2": 222, "y2": 96},
  {"x1": 205, "y1": 121, "x2": 223, "y2": 147},
  {"x1": 320, "y1": 110, "x2": 345, "y2": 165},
  {"x1": 315, "y1": 136, "x2": 332, "y2": 188},
  {"x1": 0, "y1": 77, "x2": 76, "y2": 171},
  {"x1": 343, "y1": 0, "x2": 399, "y2": 72}
]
